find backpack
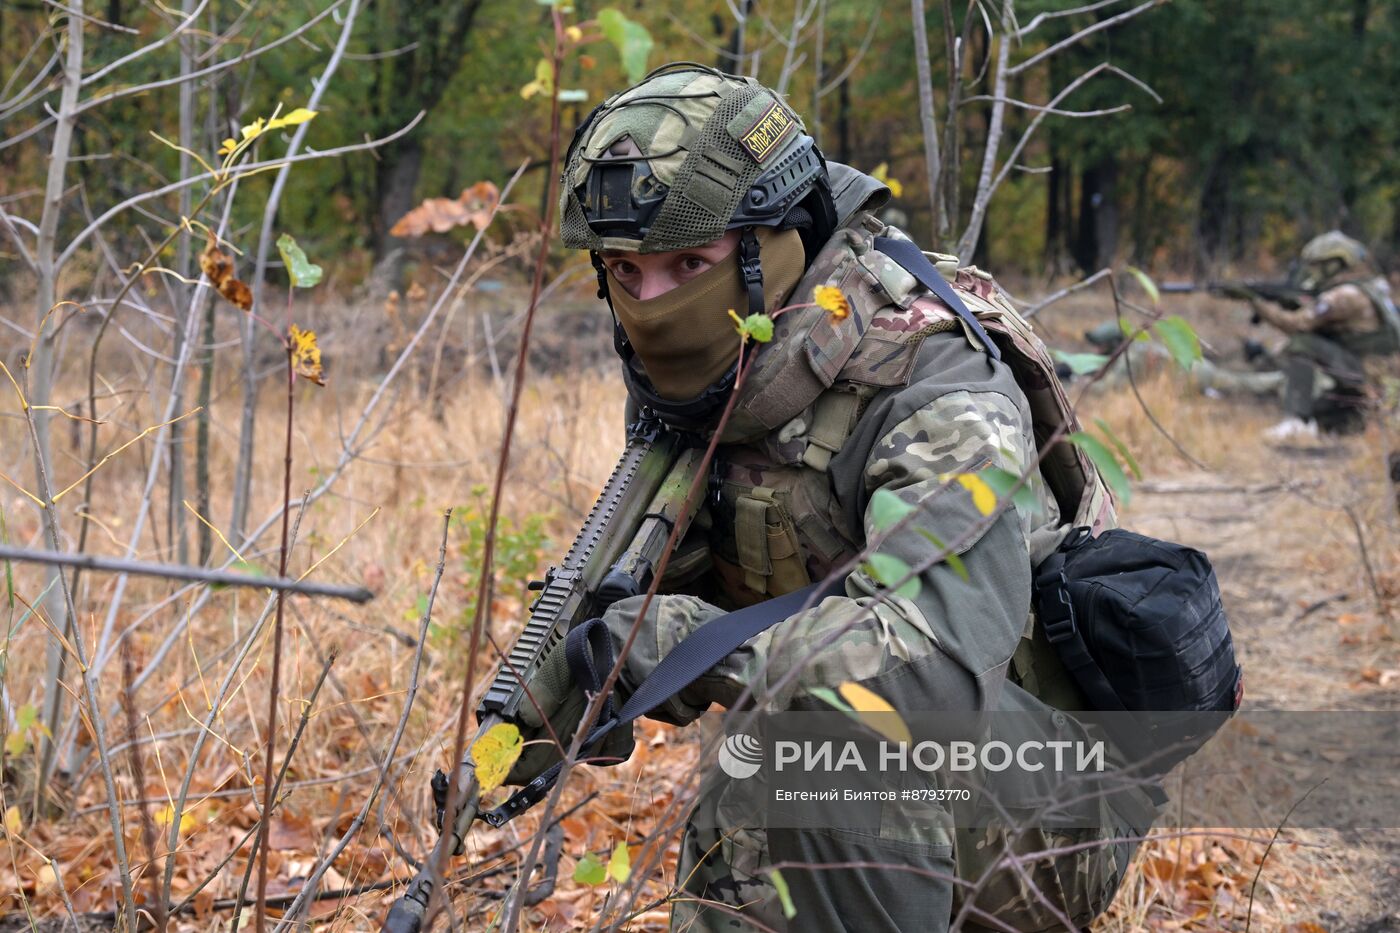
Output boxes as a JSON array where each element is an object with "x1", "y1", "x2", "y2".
[{"x1": 867, "y1": 235, "x2": 1243, "y2": 767}]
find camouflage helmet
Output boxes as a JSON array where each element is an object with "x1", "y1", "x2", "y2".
[
  {"x1": 1300, "y1": 230, "x2": 1368, "y2": 271},
  {"x1": 559, "y1": 62, "x2": 834, "y2": 254}
]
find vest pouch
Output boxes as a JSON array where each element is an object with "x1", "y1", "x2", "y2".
[
  {"x1": 721, "y1": 485, "x2": 812, "y2": 600},
  {"x1": 1032, "y1": 527, "x2": 1243, "y2": 774}
]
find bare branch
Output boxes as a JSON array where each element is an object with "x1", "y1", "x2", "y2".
[
  {"x1": 0, "y1": 545, "x2": 374, "y2": 602},
  {"x1": 1007, "y1": 0, "x2": 1162, "y2": 76},
  {"x1": 960, "y1": 93, "x2": 1133, "y2": 117},
  {"x1": 1015, "y1": 0, "x2": 1126, "y2": 39},
  {"x1": 57, "y1": 113, "x2": 424, "y2": 268},
  {"x1": 80, "y1": 0, "x2": 210, "y2": 84},
  {"x1": 816, "y1": 4, "x2": 884, "y2": 98}
]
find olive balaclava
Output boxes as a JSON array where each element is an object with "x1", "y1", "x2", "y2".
[{"x1": 606, "y1": 227, "x2": 805, "y2": 400}]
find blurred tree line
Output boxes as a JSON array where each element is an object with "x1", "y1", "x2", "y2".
[{"x1": 0, "y1": 0, "x2": 1395, "y2": 290}]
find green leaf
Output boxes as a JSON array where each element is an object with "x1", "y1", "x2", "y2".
[
  {"x1": 769, "y1": 869, "x2": 798, "y2": 919},
  {"x1": 915, "y1": 529, "x2": 968, "y2": 582},
  {"x1": 744, "y1": 313, "x2": 774, "y2": 343},
  {"x1": 1127, "y1": 265, "x2": 1160, "y2": 305},
  {"x1": 1117, "y1": 317, "x2": 1151, "y2": 342},
  {"x1": 15, "y1": 704, "x2": 36, "y2": 732},
  {"x1": 1151, "y1": 315, "x2": 1202, "y2": 371},
  {"x1": 556, "y1": 88, "x2": 589, "y2": 103},
  {"x1": 808, "y1": 686, "x2": 853, "y2": 712},
  {"x1": 276, "y1": 234, "x2": 323, "y2": 288},
  {"x1": 869, "y1": 488, "x2": 915, "y2": 532},
  {"x1": 863, "y1": 553, "x2": 920, "y2": 599},
  {"x1": 1092, "y1": 418, "x2": 1143, "y2": 480},
  {"x1": 1051, "y1": 349, "x2": 1109, "y2": 376},
  {"x1": 598, "y1": 8, "x2": 654, "y2": 83},
  {"x1": 1070, "y1": 432, "x2": 1131, "y2": 506},
  {"x1": 977, "y1": 466, "x2": 1041, "y2": 516},
  {"x1": 573, "y1": 851, "x2": 607, "y2": 886}
]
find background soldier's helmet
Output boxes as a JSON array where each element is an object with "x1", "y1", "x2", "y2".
[
  {"x1": 559, "y1": 62, "x2": 836, "y2": 256},
  {"x1": 1300, "y1": 230, "x2": 1369, "y2": 281}
]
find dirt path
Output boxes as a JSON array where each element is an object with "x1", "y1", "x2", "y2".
[{"x1": 1128, "y1": 443, "x2": 1400, "y2": 933}]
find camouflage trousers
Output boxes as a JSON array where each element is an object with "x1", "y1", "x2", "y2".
[{"x1": 670, "y1": 769, "x2": 1146, "y2": 933}]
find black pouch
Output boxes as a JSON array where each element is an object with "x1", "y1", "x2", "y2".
[{"x1": 1033, "y1": 527, "x2": 1243, "y2": 772}]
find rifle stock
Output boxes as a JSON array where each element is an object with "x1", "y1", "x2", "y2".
[{"x1": 383, "y1": 422, "x2": 699, "y2": 933}]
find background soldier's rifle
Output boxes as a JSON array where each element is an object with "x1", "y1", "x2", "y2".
[
  {"x1": 382, "y1": 420, "x2": 702, "y2": 933},
  {"x1": 1161, "y1": 279, "x2": 1309, "y2": 317}
]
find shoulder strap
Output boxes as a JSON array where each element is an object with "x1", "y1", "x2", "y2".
[
  {"x1": 872, "y1": 235, "x2": 1002, "y2": 362},
  {"x1": 481, "y1": 578, "x2": 845, "y2": 827}
]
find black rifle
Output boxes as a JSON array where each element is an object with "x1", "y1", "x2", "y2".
[
  {"x1": 381, "y1": 421, "x2": 703, "y2": 933},
  {"x1": 1160, "y1": 279, "x2": 1308, "y2": 311}
]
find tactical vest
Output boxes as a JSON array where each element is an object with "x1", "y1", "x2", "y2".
[{"x1": 692, "y1": 215, "x2": 1117, "y2": 705}]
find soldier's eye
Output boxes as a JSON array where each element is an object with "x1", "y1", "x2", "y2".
[
  {"x1": 679, "y1": 256, "x2": 708, "y2": 273},
  {"x1": 612, "y1": 260, "x2": 639, "y2": 278}
]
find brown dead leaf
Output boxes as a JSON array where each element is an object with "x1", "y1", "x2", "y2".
[
  {"x1": 199, "y1": 237, "x2": 253, "y2": 311},
  {"x1": 390, "y1": 180, "x2": 500, "y2": 237},
  {"x1": 1336, "y1": 613, "x2": 1362, "y2": 626},
  {"x1": 406, "y1": 281, "x2": 427, "y2": 302},
  {"x1": 1359, "y1": 666, "x2": 1382, "y2": 684}
]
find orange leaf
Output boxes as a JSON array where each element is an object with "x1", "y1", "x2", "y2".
[{"x1": 390, "y1": 180, "x2": 500, "y2": 237}]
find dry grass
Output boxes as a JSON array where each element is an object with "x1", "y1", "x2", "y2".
[{"x1": 1, "y1": 292, "x2": 1396, "y2": 931}]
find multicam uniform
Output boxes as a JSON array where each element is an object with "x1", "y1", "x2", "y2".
[
  {"x1": 594, "y1": 166, "x2": 1150, "y2": 932},
  {"x1": 1251, "y1": 242, "x2": 1399, "y2": 431}
]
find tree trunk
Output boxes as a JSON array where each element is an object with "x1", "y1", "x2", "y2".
[
  {"x1": 368, "y1": 137, "x2": 424, "y2": 296},
  {"x1": 1072, "y1": 156, "x2": 1119, "y2": 272}
]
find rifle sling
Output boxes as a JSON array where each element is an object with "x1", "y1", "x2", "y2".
[{"x1": 480, "y1": 578, "x2": 845, "y2": 827}]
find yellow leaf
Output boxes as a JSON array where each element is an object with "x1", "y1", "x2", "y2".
[
  {"x1": 607, "y1": 841, "x2": 631, "y2": 883},
  {"x1": 565, "y1": 24, "x2": 584, "y2": 42},
  {"x1": 267, "y1": 108, "x2": 317, "y2": 131},
  {"x1": 155, "y1": 804, "x2": 196, "y2": 835},
  {"x1": 3, "y1": 805, "x2": 20, "y2": 836},
  {"x1": 837, "y1": 682, "x2": 912, "y2": 745},
  {"x1": 954, "y1": 474, "x2": 997, "y2": 516},
  {"x1": 871, "y1": 162, "x2": 904, "y2": 199},
  {"x1": 471, "y1": 722, "x2": 524, "y2": 793},
  {"x1": 239, "y1": 117, "x2": 266, "y2": 141},
  {"x1": 520, "y1": 80, "x2": 544, "y2": 100},
  {"x1": 813, "y1": 285, "x2": 850, "y2": 321},
  {"x1": 288, "y1": 324, "x2": 326, "y2": 386},
  {"x1": 218, "y1": 137, "x2": 237, "y2": 156}
]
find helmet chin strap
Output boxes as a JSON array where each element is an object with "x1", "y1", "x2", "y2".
[{"x1": 737, "y1": 226, "x2": 766, "y2": 316}]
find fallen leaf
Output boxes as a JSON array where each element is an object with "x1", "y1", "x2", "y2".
[
  {"x1": 288, "y1": 324, "x2": 326, "y2": 386},
  {"x1": 2, "y1": 805, "x2": 20, "y2": 836},
  {"x1": 471, "y1": 722, "x2": 524, "y2": 792}
]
